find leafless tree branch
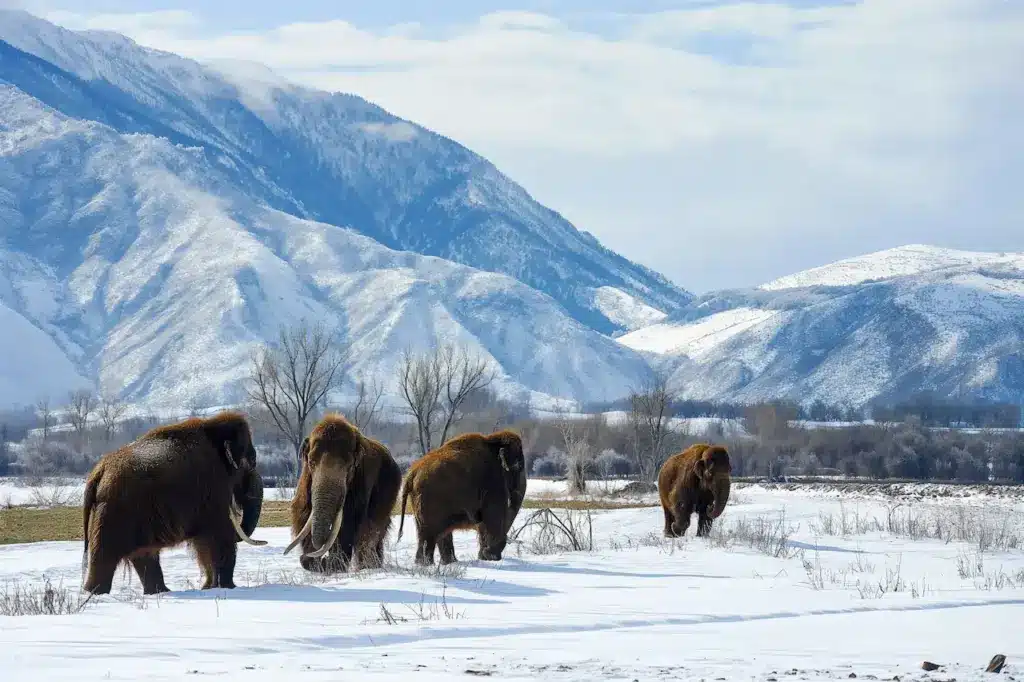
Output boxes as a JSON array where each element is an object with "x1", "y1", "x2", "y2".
[
  {"x1": 245, "y1": 319, "x2": 348, "y2": 471},
  {"x1": 395, "y1": 343, "x2": 497, "y2": 457}
]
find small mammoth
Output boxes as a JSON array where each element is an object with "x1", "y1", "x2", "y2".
[
  {"x1": 81, "y1": 411, "x2": 266, "y2": 595},
  {"x1": 397, "y1": 430, "x2": 526, "y2": 565},
  {"x1": 658, "y1": 443, "x2": 732, "y2": 538},
  {"x1": 284, "y1": 414, "x2": 402, "y2": 573}
]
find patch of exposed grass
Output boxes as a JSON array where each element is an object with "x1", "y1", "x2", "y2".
[{"x1": 0, "y1": 496, "x2": 653, "y2": 545}]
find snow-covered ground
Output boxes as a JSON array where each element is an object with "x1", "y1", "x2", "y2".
[{"x1": 2, "y1": 487, "x2": 1022, "y2": 680}]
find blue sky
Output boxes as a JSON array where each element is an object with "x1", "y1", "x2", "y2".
[{"x1": 22, "y1": 0, "x2": 1024, "y2": 292}]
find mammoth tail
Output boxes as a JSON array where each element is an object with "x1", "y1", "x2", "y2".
[
  {"x1": 81, "y1": 467, "x2": 100, "y2": 584},
  {"x1": 396, "y1": 475, "x2": 412, "y2": 543}
]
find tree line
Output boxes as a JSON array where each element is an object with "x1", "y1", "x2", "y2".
[{"x1": 1, "y1": 320, "x2": 1021, "y2": 485}]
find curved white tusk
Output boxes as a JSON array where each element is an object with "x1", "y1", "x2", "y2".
[
  {"x1": 229, "y1": 499, "x2": 267, "y2": 546},
  {"x1": 282, "y1": 513, "x2": 313, "y2": 555}
]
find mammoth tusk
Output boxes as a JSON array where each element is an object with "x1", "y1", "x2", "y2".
[
  {"x1": 224, "y1": 442, "x2": 239, "y2": 469},
  {"x1": 282, "y1": 513, "x2": 313, "y2": 555},
  {"x1": 301, "y1": 501, "x2": 346, "y2": 560},
  {"x1": 229, "y1": 499, "x2": 267, "y2": 546}
]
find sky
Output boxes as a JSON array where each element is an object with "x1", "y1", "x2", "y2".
[{"x1": 14, "y1": 0, "x2": 1024, "y2": 294}]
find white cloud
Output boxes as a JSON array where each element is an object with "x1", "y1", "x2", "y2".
[{"x1": 42, "y1": 1, "x2": 1024, "y2": 292}]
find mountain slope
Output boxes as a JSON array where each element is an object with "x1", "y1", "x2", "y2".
[
  {"x1": 0, "y1": 10, "x2": 691, "y2": 335},
  {"x1": 0, "y1": 84, "x2": 654, "y2": 410},
  {"x1": 619, "y1": 246, "x2": 1024, "y2": 409}
]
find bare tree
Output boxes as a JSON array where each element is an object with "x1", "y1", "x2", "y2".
[
  {"x1": 627, "y1": 373, "x2": 674, "y2": 482},
  {"x1": 554, "y1": 407, "x2": 596, "y2": 495},
  {"x1": 396, "y1": 343, "x2": 497, "y2": 457},
  {"x1": 66, "y1": 389, "x2": 96, "y2": 451},
  {"x1": 350, "y1": 377, "x2": 385, "y2": 434},
  {"x1": 245, "y1": 320, "x2": 347, "y2": 470},
  {"x1": 36, "y1": 398, "x2": 53, "y2": 442},
  {"x1": 97, "y1": 393, "x2": 128, "y2": 443}
]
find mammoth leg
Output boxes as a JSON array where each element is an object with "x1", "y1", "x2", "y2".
[
  {"x1": 438, "y1": 533, "x2": 457, "y2": 565},
  {"x1": 355, "y1": 522, "x2": 388, "y2": 570},
  {"x1": 671, "y1": 498, "x2": 694, "y2": 537},
  {"x1": 194, "y1": 531, "x2": 239, "y2": 590},
  {"x1": 415, "y1": 528, "x2": 437, "y2": 566},
  {"x1": 477, "y1": 503, "x2": 508, "y2": 562},
  {"x1": 695, "y1": 491, "x2": 714, "y2": 537},
  {"x1": 129, "y1": 551, "x2": 169, "y2": 594},
  {"x1": 83, "y1": 504, "x2": 119, "y2": 595},
  {"x1": 663, "y1": 505, "x2": 677, "y2": 538}
]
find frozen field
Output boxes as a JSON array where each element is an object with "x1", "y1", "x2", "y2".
[{"x1": 2, "y1": 487, "x2": 1023, "y2": 681}]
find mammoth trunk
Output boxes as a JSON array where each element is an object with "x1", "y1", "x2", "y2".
[
  {"x1": 310, "y1": 484, "x2": 346, "y2": 556},
  {"x1": 710, "y1": 477, "x2": 731, "y2": 519}
]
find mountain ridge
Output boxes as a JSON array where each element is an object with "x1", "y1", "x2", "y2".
[
  {"x1": 0, "y1": 9, "x2": 692, "y2": 336},
  {"x1": 619, "y1": 245, "x2": 1024, "y2": 410},
  {"x1": 0, "y1": 82, "x2": 656, "y2": 411}
]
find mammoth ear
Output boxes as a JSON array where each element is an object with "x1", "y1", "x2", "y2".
[{"x1": 300, "y1": 437, "x2": 311, "y2": 462}]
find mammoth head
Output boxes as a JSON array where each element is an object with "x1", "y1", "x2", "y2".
[
  {"x1": 205, "y1": 411, "x2": 259, "y2": 474},
  {"x1": 284, "y1": 414, "x2": 363, "y2": 562},
  {"x1": 199, "y1": 411, "x2": 266, "y2": 546},
  {"x1": 696, "y1": 444, "x2": 732, "y2": 520},
  {"x1": 487, "y1": 430, "x2": 525, "y2": 475}
]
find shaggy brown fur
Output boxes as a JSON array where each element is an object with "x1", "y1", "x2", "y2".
[
  {"x1": 287, "y1": 414, "x2": 402, "y2": 573},
  {"x1": 397, "y1": 429, "x2": 526, "y2": 565},
  {"x1": 81, "y1": 411, "x2": 264, "y2": 595},
  {"x1": 657, "y1": 443, "x2": 732, "y2": 538}
]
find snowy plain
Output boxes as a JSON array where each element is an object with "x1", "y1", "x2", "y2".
[{"x1": 2, "y1": 482, "x2": 1023, "y2": 681}]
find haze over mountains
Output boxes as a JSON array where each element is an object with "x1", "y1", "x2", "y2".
[{"x1": 0, "y1": 10, "x2": 1021, "y2": 415}]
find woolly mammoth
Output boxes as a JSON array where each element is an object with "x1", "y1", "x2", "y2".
[
  {"x1": 397, "y1": 430, "x2": 526, "y2": 565},
  {"x1": 658, "y1": 443, "x2": 732, "y2": 538},
  {"x1": 284, "y1": 414, "x2": 402, "y2": 573},
  {"x1": 81, "y1": 412, "x2": 266, "y2": 595}
]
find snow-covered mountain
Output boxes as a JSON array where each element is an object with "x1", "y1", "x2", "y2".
[
  {"x1": 1, "y1": 10, "x2": 1020, "y2": 416},
  {"x1": 0, "y1": 10, "x2": 690, "y2": 337},
  {"x1": 0, "y1": 83, "x2": 656, "y2": 411},
  {"x1": 618, "y1": 245, "x2": 1024, "y2": 410}
]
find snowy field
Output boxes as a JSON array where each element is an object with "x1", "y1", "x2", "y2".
[{"x1": 2, "y1": 486, "x2": 1023, "y2": 681}]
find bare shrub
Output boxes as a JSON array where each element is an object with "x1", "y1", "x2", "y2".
[
  {"x1": 29, "y1": 483, "x2": 82, "y2": 508},
  {"x1": 707, "y1": 511, "x2": 797, "y2": 558},
  {"x1": 368, "y1": 585, "x2": 465, "y2": 625},
  {"x1": 0, "y1": 577, "x2": 93, "y2": 616},
  {"x1": 509, "y1": 507, "x2": 595, "y2": 554},
  {"x1": 811, "y1": 502, "x2": 1023, "y2": 552}
]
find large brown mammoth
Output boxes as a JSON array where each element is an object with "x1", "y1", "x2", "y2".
[
  {"x1": 658, "y1": 443, "x2": 732, "y2": 538},
  {"x1": 81, "y1": 411, "x2": 266, "y2": 595},
  {"x1": 284, "y1": 414, "x2": 402, "y2": 573},
  {"x1": 397, "y1": 430, "x2": 526, "y2": 565}
]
